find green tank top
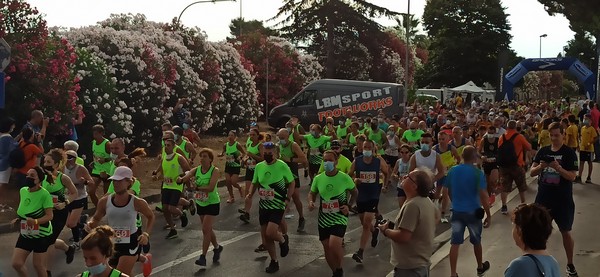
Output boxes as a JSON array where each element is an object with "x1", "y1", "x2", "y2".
[
  {"x1": 162, "y1": 154, "x2": 183, "y2": 191},
  {"x1": 225, "y1": 141, "x2": 241, "y2": 167},
  {"x1": 81, "y1": 268, "x2": 123, "y2": 277},
  {"x1": 42, "y1": 172, "x2": 66, "y2": 203},
  {"x1": 348, "y1": 133, "x2": 357, "y2": 145},
  {"x1": 178, "y1": 139, "x2": 190, "y2": 159},
  {"x1": 246, "y1": 140, "x2": 260, "y2": 155},
  {"x1": 336, "y1": 125, "x2": 348, "y2": 139},
  {"x1": 92, "y1": 139, "x2": 110, "y2": 161},
  {"x1": 193, "y1": 165, "x2": 220, "y2": 206},
  {"x1": 279, "y1": 141, "x2": 296, "y2": 160},
  {"x1": 368, "y1": 129, "x2": 385, "y2": 154}
]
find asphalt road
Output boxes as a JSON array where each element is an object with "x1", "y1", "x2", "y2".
[{"x1": 0, "y1": 166, "x2": 598, "y2": 277}]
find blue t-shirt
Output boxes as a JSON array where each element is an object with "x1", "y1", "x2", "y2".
[
  {"x1": 505, "y1": 254, "x2": 560, "y2": 277},
  {"x1": 444, "y1": 164, "x2": 486, "y2": 212}
]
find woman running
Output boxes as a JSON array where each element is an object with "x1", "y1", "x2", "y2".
[
  {"x1": 219, "y1": 131, "x2": 245, "y2": 203},
  {"x1": 239, "y1": 128, "x2": 263, "y2": 223},
  {"x1": 79, "y1": 225, "x2": 130, "y2": 277},
  {"x1": 63, "y1": 150, "x2": 94, "y2": 249},
  {"x1": 392, "y1": 144, "x2": 412, "y2": 208}
]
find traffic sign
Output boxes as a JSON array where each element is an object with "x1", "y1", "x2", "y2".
[{"x1": 0, "y1": 38, "x2": 10, "y2": 72}]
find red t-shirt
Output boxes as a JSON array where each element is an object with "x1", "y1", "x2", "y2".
[{"x1": 18, "y1": 141, "x2": 43, "y2": 174}]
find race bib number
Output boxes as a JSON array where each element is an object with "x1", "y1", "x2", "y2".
[
  {"x1": 258, "y1": 188, "x2": 275, "y2": 201},
  {"x1": 113, "y1": 227, "x2": 131, "y2": 244},
  {"x1": 310, "y1": 148, "x2": 320, "y2": 155},
  {"x1": 20, "y1": 220, "x2": 40, "y2": 236},
  {"x1": 52, "y1": 195, "x2": 58, "y2": 204},
  {"x1": 359, "y1": 171, "x2": 377, "y2": 183},
  {"x1": 321, "y1": 199, "x2": 340, "y2": 214},
  {"x1": 194, "y1": 191, "x2": 209, "y2": 202}
]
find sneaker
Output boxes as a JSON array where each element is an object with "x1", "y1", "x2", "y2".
[
  {"x1": 65, "y1": 245, "x2": 75, "y2": 264},
  {"x1": 239, "y1": 212, "x2": 250, "y2": 224},
  {"x1": 142, "y1": 253, "x2": 153, "y2": 277},
  {"x1": 180, "y1": 211, "x2": 189, "y2": 228},
  {"x1": 585, "y1": 178, "x2": 593, "y2": 184},
  {"x1": 566, "y1": 264, "x2": 579, "y2": 277},
  {"x1": 163, "y1": 224, "x2": 175, "y2": 230},
  {"x1": 280, "y1": 234, "x2": 290, "y2": 257},
  {"x1": 574, "y1": 176, "x2": 582, "y2": 183},
  {"x1": 155, "y1": 204, "x2": 163, "y2": 212},
  {"x1": 73, "y1": 241, "x2": 80, "y2": 251},
  {"x1": 297, "y1": 217, "x2": 305, "y2": 233},
  {"x1": 476, "y1": 261, "x2": 490, "y2": 276},
  {"x1": 254, "y1": 244, "x2": 267, "y2": 253},
  {"x1": 265, "y1": 260, "x2": 279, "y2": 273},
  {"x1": 351, "y1": 251, "x2": 363, "y2": 264},
  {"x1": 441, "y1": 217, "x2": 449, "y2": 223},
  {"x1": 195, "y1": 254, "x2": 207, "y2": 267},
  {"x1": 188, "y1": 202, "x2": 196, "y2": 216},
  {"x1": 501, "y1": 205, "x2": 508, "y2": 215},
  {"x1": 371, "y1": 228, "x2": 379, "y2": 247},
  {"x1": 165, "y1": 229, "x2": 178, "y2": 240},
  {"x1": 213, "y1": 245, "x2": 223, "y2": 262},
  {"x1": 237, "y1": 208, "x2": 246, "y2": 214}
]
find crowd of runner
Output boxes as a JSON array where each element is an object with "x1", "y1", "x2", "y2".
[{"x1": 1, "y1": 94, "x2": 598, "y2": 277}]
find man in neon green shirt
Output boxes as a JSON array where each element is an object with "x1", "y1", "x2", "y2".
[
  {"x1": 309, "y1": 150, "x2": 358, "y2": 277},
  {"x1": 402, "y1": 121, "x2": 424, "y2": 146},
  {"x1": 318, "y1": 140, "x2": 352, "y2": 174}
]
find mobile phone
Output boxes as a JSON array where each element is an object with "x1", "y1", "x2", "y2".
[{"x1": 543, "y1": 156, "x2": 555, "y2": 163}]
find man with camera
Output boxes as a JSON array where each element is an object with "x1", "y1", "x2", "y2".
[
  {"x1": 378, "y1": 167, "x2": 439, "y2": 277},
  {"x1": 443, "y1": 146, "x2": 491, "y2": 277},
  {"x1": 530, "y1": 122, "x2": 579, "y2": 277}
]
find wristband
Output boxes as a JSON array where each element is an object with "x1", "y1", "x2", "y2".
[
  {"x1": 142, "y1": 232, "x2": 150, "y2": 238},
  {"x1": 35, "y1": 219, "x2": 38, "y2": 225}
]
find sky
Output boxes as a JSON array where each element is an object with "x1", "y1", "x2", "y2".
[{"x1": 28, "y1": 0, "x2": 575, "y2": 59}]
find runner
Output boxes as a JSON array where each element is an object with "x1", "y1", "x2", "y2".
[
  {"x1": 277, "y1": 128, "x2": 308, "y2": 232},
  {"x1": 219, "y1": 130, "x2": 245, "y2": 203},
  {"x1": 577, "y1": 114, "x2": 596, "y2": 183},
  {"x1": 11, "y1": 166, "x2": 54, "y2": 277},
  {"x1": 152, "y1": 135, "x2": 191, "y2": 239},
  {"x1": 308, "y1": 150, "x2": 358, "y2": 277},
  {"x1": 401, "y1": 121, "x2": 424, "y2": 149},
  {"x1": 392, "y1": 144, "x2": 412, "y2": 208},
  {"x1": 342, "y1": 122, "x2": 360, "y2": 161},
  {"x1": 478, "y1": 127, "x2": 499, "y2": 205},
  {"x1": 450, "y1": 126, "x2": 472, "y2": 157},
  {"x1": 63, "y1": 150, "x2": 94, "y2": 249},
  {"x1": 353, "y1": 134, "x2": 367, "y2": 159},
  {"x1": 90, "y1": 125, "x2": 112, "y2": 207},
  {"x1": 367, "y1": 120, "x2": 388, "y2": 156},
  {"x1": 86, "y1": 166, "x2": 155, "y2": 276},
  {"x1": 173, "y1": 126, "x2": 197, "y2": 163},
  {"x1": 295, "y1": 124, "x2": 331, "y2": 183},
  {"x1": 349, "y1": 140, "x2": 389, "y2": 264},
  {"x1": 42, "y1": 149, "x2": 78, "y2": 267},
  {"x1": 318, "y1": 140, "x2": 352, "y2": 175},
  {"x1": 433, "y1": 132, "x2": 460, "y2": 222},
  {"x1": 182, "y1": 121, "x2": 201, "y2": 148},
  {"x1": 63, "y1": 140, "x2": 85, "y2": 166},
  {"x1": 384, "y1": 125, "x2": 401, "y2": 189},
  {"x1": 245, "y1": 142, "x2": 294, "y2": 273},
  {"x1": 178, "y1": 149, "x2": 224, "y2": 267},
  {"x1": 239, "y1": 128, "x2": 264, "y2": 223},
  {"x1": 79, "y1": 226, "x2": 129, "y2": 277},
  {"x1": 408, "y1": 133, "x2": 445, "y2": 195}
]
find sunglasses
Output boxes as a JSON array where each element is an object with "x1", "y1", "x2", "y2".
[
  {"x1": 400, "y1": 151, "x2": 410, "y2": 154},
  {"x1": 403, "y1": 174, "x2": 416, "y2": 184},
  {"x1": 67, "y1": 156, "x2": 76, "y2": 160}
]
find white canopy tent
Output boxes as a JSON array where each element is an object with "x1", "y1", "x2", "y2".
[{"x1": 450, "y1": 81, "x2": 485, "y2": 93}]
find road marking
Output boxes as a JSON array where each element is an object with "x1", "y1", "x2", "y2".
[
  {"x1": 385, "y1": 189, "x2": 519, "y2": 277},
  {"x1": 136, "y1": 231, "x2": 258, "y2": 277}
]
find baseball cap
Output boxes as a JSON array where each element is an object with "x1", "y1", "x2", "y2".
[
  {"x1": 330, "y1": 140, "x2": 341, "y2": 148},
  {"x1": 108, "y1": 166, "x2": 133, "y2": 181},
  {"x1": 65, "y1": 150, "x2": 78, "y2": 159}
]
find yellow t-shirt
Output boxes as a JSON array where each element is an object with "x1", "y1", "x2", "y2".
[
  {"x1": 538, "y1": 129, "x2": 551, "y2": 148},
  {"x1": 580, "y1": 126, "x2": 598, "y2": 152},
  {"x1": 565, "y1": 124, "x2": 579, "y2": 148}
]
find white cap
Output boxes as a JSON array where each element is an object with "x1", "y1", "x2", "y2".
[
  {"x1": 108, "y1": 166, "x2": 133, "y2": 181},
  {"x1": 65, "y1": 150, "x2": 78, "y2": 158}
]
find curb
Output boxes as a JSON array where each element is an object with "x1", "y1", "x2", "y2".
[{"x1": 0, "y1": 176, "x2": 242, "y2": 235}]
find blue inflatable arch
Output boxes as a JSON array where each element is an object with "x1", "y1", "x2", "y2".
[{"x1": 502, "y1": 57, "x2": 596, "y2": 101}]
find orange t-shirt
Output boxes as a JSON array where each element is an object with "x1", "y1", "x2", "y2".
[
  {"x1": 18, "y1": 141, "x2": 43, "y2": 174},
  {"x1": 498, "y1": 129, "x2": 532, "y2": 167}
]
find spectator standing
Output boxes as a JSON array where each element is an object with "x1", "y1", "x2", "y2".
[
  {"x1": 443, "y1": 146, "x2": 491, "y2": 277},
  {"x1": 504, "y1": 203, "x2": 561, "y2": 277},
  {"x1": 589, "y1": 102, "x2": 600, "y2": 162},
  {"x1": 0, "y1": 117, "x2": 15, "y2": 186},
  {"x1": 16, "y1": 110, "x2": 48, "y2": 142},
  {"x1": 497, "y1": 120, "x2": 531, "y2": 214},
  {"x1": 529, "y1": 122, "x2": 579, "y2": 277},
  {"x1": 16, "y1": 128, "x2": 44, "y2": 186},
  {"x1": 379, "y1": 167, "x2": 439, "y2": 277}
]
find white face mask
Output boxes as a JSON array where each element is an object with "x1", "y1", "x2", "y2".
[{"x1": 165, "y1": 153, "x2": 175, "y2": 160}]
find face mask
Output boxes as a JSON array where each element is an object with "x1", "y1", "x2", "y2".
[
  {"x1": 87, "y1": 263, "x2": 107, "y2": 275},
  {"x1": 279, "y1": 139, "x2": 287, "y2": 146},
  {"x1": 339, "y1": 120, "x2": 344, "y2": 126},
  {"x1": 362, "y1": 150, "x2": 373, "y2": 157},
  {"x1": 165, "y1": 153, "x2": 175, "y2": 160},
  {"x1": 324, "y1": 161, "x2": 335, "y2": 172},
  {"x1": 110, "y1": 153, "x2": 118, "y2": 160},
  {"x1": 182, "y1": 123, "x2": 189, "y2": 130},
  {"x1": 420, "y1": 143, "x2": 430, "y2": 152},
  {"x1": 263, "y1": 153, "x2": 274, "y2": 163},
  {"x1": 583, "y1": 120, "x2": 590, "y2": 126},
  {"x1": 43, "y1": 165, "x2": 54, "y2": 172},
  {"x1": 286, "y1": 127, "x2": 292, "y2": 133},
  {"x1": 174, "y1": 134, "x2": 180, "y2": 141},
  {"x1": 311, "y1": 131, "x2": 319, "y2": 137},
  {"x1": 25, "y1": 177, "x2": 36, "y2": 188},
  {"x1": 387, "y1": 131, "x2": 395, "y2": 136}
]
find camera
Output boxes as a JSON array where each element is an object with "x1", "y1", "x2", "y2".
[{"x1": 378, "y1": 219, "x2": 395, "y2": 229}]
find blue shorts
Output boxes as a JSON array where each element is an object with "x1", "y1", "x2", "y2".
[
  {"x1": 436, "y1": 176, "x2": 446, "y2": 187},
  {"x1": 450, "y1": 211, "x2": 482, "y2": 245}
]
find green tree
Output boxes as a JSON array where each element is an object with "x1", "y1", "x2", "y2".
[
  {"x1": 273, "y1": 0, "x2": 399, "y2": 78},
  {"x1": 421, "y1": 0, "x2": 512, "y2": 88},
  {"x1": 563, "y1": 31, "x2": 597, "y2": 70},
  {"x1": 537, "y1": 0, "x2": 600, "y2": 40},
  {"x1": 229, "y1": 18, "x2": 279, "y2": 39}
]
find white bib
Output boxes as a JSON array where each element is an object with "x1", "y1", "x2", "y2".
[
  {"x1": 113, "y1": 226, "x2": 131, "y2": 244},
  {"x1": 20, "y1": 220, "x2": 40, "y2": 236},
  {"x1": 321, "y1": 199, "x2": 340, "y2": 214},
  {"x1": 258, "y1": 188, "x2": 275, "y2": 201}
]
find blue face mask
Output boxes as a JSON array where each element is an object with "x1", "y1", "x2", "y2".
[
  {"x1": 420, "y1": 143, "x2": 430, "y2": 152},
  {"x1": 279, "y1": 139, "x2": 287, "y2": 146},
  {"x1": 363, "y1": 150, "x2": 373, "y2": 157},
  {"x1": 324, "y1": 161, "x2": 335, "y2": 172},
  {"x1": 87, "y1": 262, "x2": 107, "y2": 275}
]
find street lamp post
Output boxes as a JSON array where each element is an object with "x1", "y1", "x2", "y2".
[
  {"x1": 539, "y1": 34, "x2": 547, "y2": 58},
  {"x1": 405, "y1": 0, "x2": 410, "y2": 89},
  {"x1": 177, "y1": 0, "x2": 237, "y2": 25}
]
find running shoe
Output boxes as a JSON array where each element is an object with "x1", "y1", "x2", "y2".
[
  {"x1": 476, "y1": 261, "x2": 490, "y2": 276},
  {"x1": 142, "y1": 253, "x2": 153, "y2": 277},
  {"x1": 574, "y1": 176, "x2": 582, "y2": 183},
  {"x1": 280, "y1": 234, "x2": 290, "y2": 257},
  {"x1": 213, "y1": 245, "x2": 223, "y2": 262},
  {"x1": 188, "y1": 202, "x2": 196, "y2": 216},
  {"x1": 254, "y1": 244, "x2": 267, "y2": 253},
  {"x1": 297, "y1": 217, "x2": 306, "y2": 233},
  {"x1": 65, "y1": 245, "x2": 76, "y2": 264},
  {"x1": 351, "y1": 251, "x2": 363, "y2": 264},
  {"x1": 501, "y1": 205, "x2": 508, "y2": 215},
  {"x1": 239, "y1": 212, "x2": 250, "y2": 224},
  {"x1": 585, "y1": 178, "x2": 593, "y2": 184},
  {"x1": 567, "y1": 264, "x2": 579, "y2": 277},
  {"x1": 180, "y1": 211, "x2": 189, "y2": 228},
  {"x1": 265, "y1": 260, "x2": 279, "y2": 273},
  {"x1": 195, "y1": 254, "x2": 207, "y2": 267},
  {"x1": 165, "y1": 229, "x2": 178, "y2": 239}
]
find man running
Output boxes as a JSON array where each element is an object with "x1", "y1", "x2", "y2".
[
  {"x1": 89, "y1": 125, "x2": 112, "y2": 207},
  {"x1": 308, "y1": 150, "x2": 358, "y2": 277},
  {"x1": 245, "y1": 142, "x2": 294, "y2": 273},
  {"x1": 349, "y1": 140, "x2": 388, "y2": 264},
  {"x1": 277, "y1": 128, "x2": 308, "y2": 232},
  {"x1": 173, "y1": 126, "x2": 197, "y2": 163},
  {"x1": 433, "y1": 132, "x2": 460, "y2": 222}
]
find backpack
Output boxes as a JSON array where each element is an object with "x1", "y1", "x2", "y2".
[
  {"x1": 8, "y1": 141, "x2": 27, "y2": 169},
  {"x1": 497, "y1": 134, "x2": 519, "y2": 167}
]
